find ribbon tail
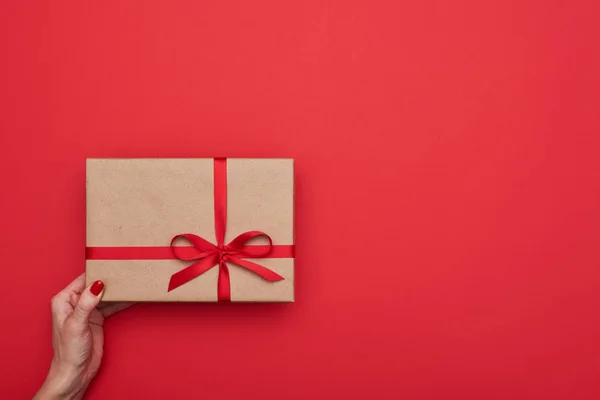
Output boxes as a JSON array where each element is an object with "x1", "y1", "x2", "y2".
[
  {"x1": 167, "y1": 254, "x2": 219, "y2": 292},
  {"x1": 217, "y1": 260, "x2": 231, "y2": 302},
  {"x1": 226, "y1": 257, "x2": 285, "y2": 282}
]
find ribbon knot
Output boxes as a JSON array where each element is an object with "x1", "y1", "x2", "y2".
[
  {"x1": 216, "y1": 246, "x2": 228, "y2": 260},
  {"x1": 217, "y1": 245, "x2": 238, "y2": 260}
]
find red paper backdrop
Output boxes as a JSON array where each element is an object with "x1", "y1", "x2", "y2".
[{"x1": 1, "y1": 1, "x2": 600, "y2": 399}]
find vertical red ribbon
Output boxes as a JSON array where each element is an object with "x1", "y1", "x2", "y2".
[{"x1": 214, "y1": 158, "x2": 230, "y2": 301}]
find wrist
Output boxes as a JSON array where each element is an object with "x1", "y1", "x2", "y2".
[{"x1": 35, "y1": 361, "x2": 87, "y2": 400}]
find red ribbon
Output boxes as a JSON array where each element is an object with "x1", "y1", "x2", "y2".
[{"x1": 86, "y1": 158, "x2": 294, "y2": 302}]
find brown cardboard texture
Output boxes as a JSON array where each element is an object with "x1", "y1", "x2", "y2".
[{"x1": 86, "y1": 158, "x2": 294, "y2": 302}]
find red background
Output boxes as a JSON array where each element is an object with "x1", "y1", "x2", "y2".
[{"x1": 1, "y1": 1, "x2": 599, "y2": 399}]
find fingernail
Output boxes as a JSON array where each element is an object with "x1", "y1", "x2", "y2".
[{"x1": 90, "y1": 280, "x2": 104, "y2": 296}]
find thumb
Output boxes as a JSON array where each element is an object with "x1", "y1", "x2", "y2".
[{"x1": 71, "y1": 280, "x2": 104, "y2": 325}]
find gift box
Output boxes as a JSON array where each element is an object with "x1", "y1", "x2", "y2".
[{"x1": 85, "y1": 158, "x2": 295, "y2": 302}]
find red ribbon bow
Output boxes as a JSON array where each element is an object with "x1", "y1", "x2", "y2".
[{"x1": 168, "y1": 231, "x2": 284, "y2": 301}]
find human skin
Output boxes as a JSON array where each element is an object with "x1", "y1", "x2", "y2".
[{"x1": 34, "y1": 274, "x2": 132, "y2": 400}]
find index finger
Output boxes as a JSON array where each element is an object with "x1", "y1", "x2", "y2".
[
  {"x1": 51, "y1": 273, "x2": 87, "y2": 323},
  {"x1": 62, "y1": 273, "x2": 86, "y2": 295}
]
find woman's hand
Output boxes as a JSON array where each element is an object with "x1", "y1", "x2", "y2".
[{"x1": 35, "y1": 274, "x2": 132, "y2": 400}]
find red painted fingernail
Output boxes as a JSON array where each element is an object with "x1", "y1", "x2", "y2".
[{"x1": 90, "y1": 280, "x2": 104, "y2": 296}]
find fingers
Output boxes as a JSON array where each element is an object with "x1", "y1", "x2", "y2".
[
  {"x1": 63, "y1": 273, "x2": 86, "y2": 295},
  {"x1": 70, "y1": 292, "x2": 79, "y2": 307},
  {"x1": 70, "y1": 280, "x2": 104, "y2": 326},
  {"x1": 100, "y1": 302, "x2": 135, "y2": 318},
  {"x1": 51, "y1": 275, "x2": 87, "y2": 323},
  {"x1": 51, "y1": 274, "x2": 86, "y2": 308}
]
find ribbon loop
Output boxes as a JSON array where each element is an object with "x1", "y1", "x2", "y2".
[
  {"x1": 228, "y1": 231, "x2": 274, "y2": 258},
  {"x1": 170, "y1": 234, "x2": 218, "y2": 261}
]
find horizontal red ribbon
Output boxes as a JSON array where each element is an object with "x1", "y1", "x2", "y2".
[{"x1": 86, "y1": 245, "x2": 294, "y2": 260}]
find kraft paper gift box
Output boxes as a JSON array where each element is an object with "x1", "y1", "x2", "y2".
[{"x1": 85, "y1": 158, "x2": 295, "y2": 302}]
